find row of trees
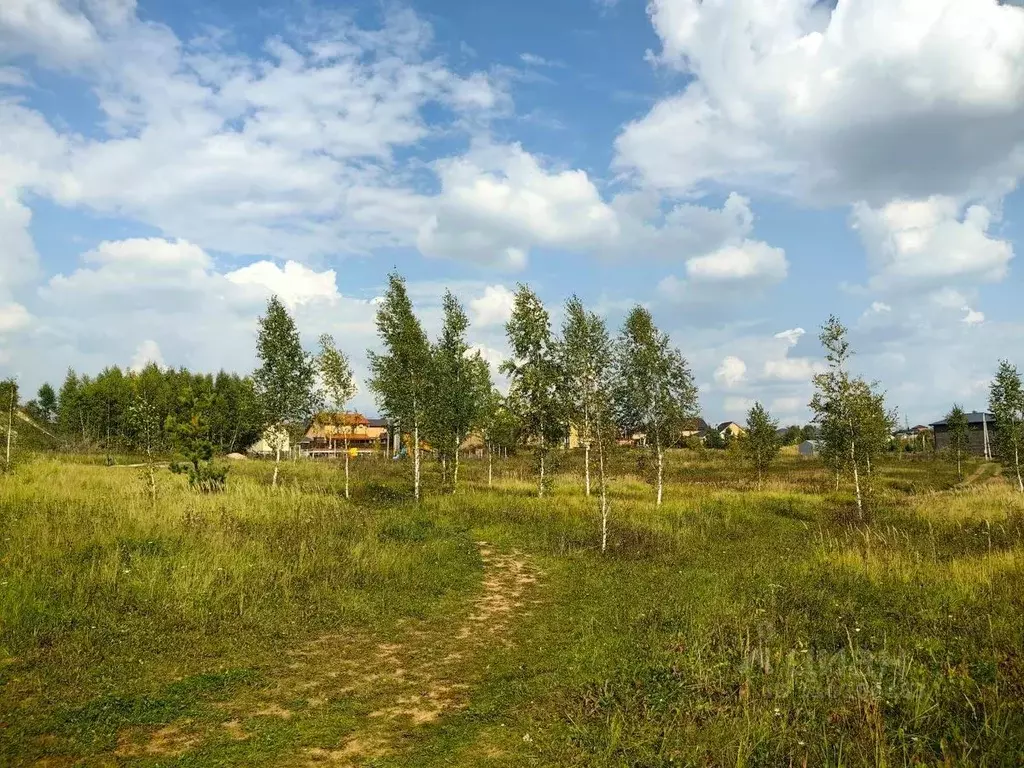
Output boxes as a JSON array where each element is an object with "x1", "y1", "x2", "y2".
[
  {"x1": 360, "y1": 274, "x2": 700, "y2": 516},
  {"x1": 7, "y1": 279, "x2": 1021, "y2": 507},
  {"x1": 12, "y1": 366, "x2": 264, "y2": 460}
]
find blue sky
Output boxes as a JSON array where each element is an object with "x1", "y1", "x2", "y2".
[{"x1": 1, "y1": 0, "x2": 1023, "y2": 425}]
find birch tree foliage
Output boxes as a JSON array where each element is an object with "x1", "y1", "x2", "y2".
[
  {"x1": 744, "y1": 402, "x2": 780, "y2": 488},
  {"x1": 253, "y1": 295, "x2": 318, "y2": 486},
  {"x1": 316, "y1": 333, "x2": 356, "y2": 414},
  {"x1": 126, "y1": 378, "x2": 163, "y2": 501},
  {"x1": 563, "y1": 300, "x2": 616, "y2": 549},
  {"x1": 809, "y1": 316, "x2": 893, "y2": 516},
  {"x1": 810, "y1": 317, "x2": 861, "y2": 508},
  {"x1": 425, "y1": 291, "x2": 492, "y2": 491},
  {"x1": 849, "y1": 378, "x2": 896, "y2": 477},
  {"x1": 989, "y1": 360, "x2": 1024, "y2": 493},
  {"x1": 316, "y1": 333, "x2": 357, "y2": 499},
  {"x1": 500, "y1": 284, "x2": 565, "y2": 497},
  {"x1": 367, "y1": 272, "x2": 432, "y2": 501},
  {"x1": 945, "y1": 404, "x2": 969, "y2": 482},
  {"x1": 561, "y1": 295, "x2": 613, "y2": 497},
  {"x1": 613, "y1": 306, "x2": 697, "y2": 505}
]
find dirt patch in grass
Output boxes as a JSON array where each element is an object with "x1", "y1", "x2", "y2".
[
  {"x1": 114, "y1": 721, "x2": 201, "y2": 758},
  {"x1": 98, "y1": 541, "x2": 542, "y2": 765}
]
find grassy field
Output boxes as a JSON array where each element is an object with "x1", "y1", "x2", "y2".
[{"x1": 2, "y1": 449, "x2": 1024, "y2": 766}]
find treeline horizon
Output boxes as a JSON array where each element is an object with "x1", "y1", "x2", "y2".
[{"x1": 2, "y1": 271, "x2": 1022, "y2": 505}]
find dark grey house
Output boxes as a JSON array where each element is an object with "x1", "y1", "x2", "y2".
[{"x1": 930, "y1": 411, "x2": 995, "y2": 458}]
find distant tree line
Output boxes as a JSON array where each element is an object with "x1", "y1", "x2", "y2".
[
  {"x1": 6, "y1": 274, "x2": 1022, "y2": 508},
  {"x1": 16, "y1": 366, "x2": 264, "y2": 459}
]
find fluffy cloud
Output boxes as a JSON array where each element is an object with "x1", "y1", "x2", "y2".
[
  {"x1": 685, "y1": 323, "x2": 824, "y2": 423},
  {"x1": 418, "y1": 143, "x2": 620, "y2": 269},
  {"x1": 657, "y1": 240, "x2": 787, "y2": 304},
  {"x1": 763, "y1": 328, "x2": 826, "y2": 381},
  {"x1": 0, "y1": 4, "x2": 504, "y2": 263},
  {"x1": 420, "y1": 143, "x2": 786, "y2": 271},
  {"x1": 0, "y1": 0, "x2": 104, "y2": 67},
  {"x1": 714, "y1": 355, "x2": 747, "y2": 388},
  {"x1": 10, "y1": 236, "x2": 516, "y2": 413},
  {"x1": 617, "y1": 0, "x2": 1024, "y2": 204},
  {"x1": 470, "y1": 285, "x2": 517, "y2": 327},
  {"x1": 226, "y1": 261, "x2": 341, "y2": 308},
  {"x1": 0, "y1": 192, "x2": 40, "y2": 295},
  {"x1": 129, "y1": 339, "x2": 164, "y2": 373},
  {"x1": 12, "y1": 237, "x2": 377, "y2": 407},
  {"x1": 0, "y1": 302, "x2": 30, "y2": 333},
  {"x1": 852, "y1": 196, "x2": 1014, "y2": 291}
]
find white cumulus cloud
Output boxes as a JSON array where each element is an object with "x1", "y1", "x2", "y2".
[
  {"x1": 617, "y1": 0, "x2": 1024, "y2": 205},
  {"x1": 226, "y1": 261, "x2": 341, "y2": 308},
  {"x1": 713, "y1": 355, "x2": 747, "y2": 388},
  {"x1": 470, "y1": 285, "x2": 517, "y2": 328},
  {"x1": 129, "y1": 339, "x2": 165, "y2": 372},
  {"x1": 852, "y1": 196, "x2": 1014, "y2": 291}
]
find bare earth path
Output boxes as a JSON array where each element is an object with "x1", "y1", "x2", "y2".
[{"x1": 111, "y1": 541, "x2": 543, "y2": 766}]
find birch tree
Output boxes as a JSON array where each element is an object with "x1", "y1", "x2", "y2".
[
  {"x1": 561, "y1": 296, "x2": 610, "y2": 497},
  {"x1": 478, "y1": 388, "x2": 502, "y2": 488},
  {"x1": 945, "y1": 404, "x2": 969, "y2": 483},
  {"x1": 501, "y1": 285, "x2": 565, "y2": 498},
  {"x1": 613, "y1": 306, "x2": 697, "y2": 506},
  {"x1": 425, "y1": 291, "x2": 492, "y2": 492},
  {"x1": 990, "y1": 360, "x2": 1024, "y2": 493},
  {"x1": 809, "y1": 316, "x2": 893, "y2": 517},
  {"x1": 480, "y1": 392, "x2": 519, "y2": 487},
  {"x1": 253, "y1": 295, "x2": 318, "y2": 488},
  {"x1": 744, "y1": 402, "x2": 780, "y2": 489},
  {"x1": 316, "y1": 333, "x2": 357, "y2": 499},
  {"x1": 368, "y1": 273, "x2": 432, "y2": 502},
  {"x1": 1, "y1": 378, "x2": 16, "y2": 473},
  {"x1": 810, "y1": 317, "x2": 862, "y2": 514},
  {"x1": 849, "y1": 378, "x2": 895, "y2": 488},
  {"x1": 127, "y1": 380, "x2": 163, "y2": 502}
]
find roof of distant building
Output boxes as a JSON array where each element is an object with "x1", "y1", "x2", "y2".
[{"x1": 929, "y1": 411, "x2": 995, "y2": 428}]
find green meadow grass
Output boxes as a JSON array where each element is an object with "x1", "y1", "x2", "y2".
[{"x1": 1, "y1": 450, "x2": 1023, "y2": 766}]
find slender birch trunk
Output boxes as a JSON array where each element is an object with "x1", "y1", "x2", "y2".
[
  {"x1": 273, "y1": 445, "x2": 281, "y2": 488},
  {"x1": 344, "y1": 436, "x2": 350, "y2": 499},
  {"x1": 598, "y1": 429, "x2": 609, "y2": 552},
  {"x1": 5, "y1": 385, "x2": 14, "y2": 469},
  {"x1": 538, "y1": 414, "x2": 546, "y2": 499},
  {"x1": 584, "y1": 441, "x2": 591, "y2": 497},
  {"x1": 583, "y1": 406, "x2": 591, "y2": 496},
  {"x1": 453, "y1": 446, "x2": 459, "y2": 492},
  {"x1": 413, "y1": 421, "x2": 421, "y2": 502},
  {"x1": 850, "y1": 438, "x2": 863, "y2": 519},
  {"x1": 656, "y1": 436, "x2": 664, "y2": 507},
  {"x1": 1011, "y1": 444, "x2": 1019, "y2": 493},
  {"x1": 487, "y1": 443, "x2": 493, "y2": 488},
  {"x1": 146, "y1": 437, "x2": 156, "y2": 503}
]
